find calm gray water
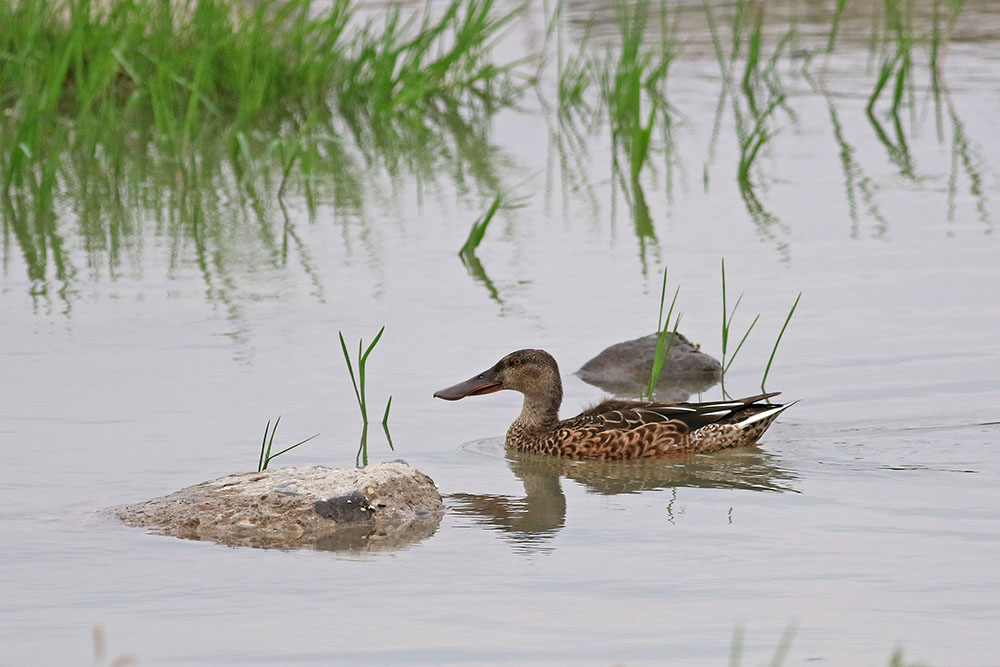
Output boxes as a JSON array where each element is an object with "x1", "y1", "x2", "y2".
[{"x1": 2, "y1": 2, "x2": 1000, "y2": 665}]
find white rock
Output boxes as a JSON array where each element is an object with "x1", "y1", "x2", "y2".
[{"x1": 111, "y1": 461, "x2": 444, "y2": 551}]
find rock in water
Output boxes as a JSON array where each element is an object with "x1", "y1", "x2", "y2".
[
  {"x1": 110, "y1": 461, "x2": 444, "y2": 551},
  {"x1": 576, "y1": 332, "x2": 722, "y2": 401}
]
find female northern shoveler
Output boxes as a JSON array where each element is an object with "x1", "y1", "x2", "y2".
[{"x1": 434, "y1": 349, "x2": 794, "y2": 461}]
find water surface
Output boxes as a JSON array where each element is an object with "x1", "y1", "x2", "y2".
[{"x1": 2, "y1": 1, "x2": 1000, "y2": 665}]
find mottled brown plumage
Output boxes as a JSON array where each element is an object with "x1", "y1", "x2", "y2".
[{"x1": 434, "y1": 349, "x2": 794, "y2": 461}]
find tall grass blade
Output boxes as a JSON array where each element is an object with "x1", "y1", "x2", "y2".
[
  {"x1": 339, "y1": 332, "x2": 364, "y2": 420},
  {"x1": 258, "y1": 416, "x2": 281, "y2": 471},
  {"x1": 761, "y1": 292, "x2": 801, "y2": 392},
  {"x1": 257, "y1": 419, "x2": 272, "y2": 472},
  {"x1": 645, "y1": 311, "x2": 682, "y2": 399},
  {"x1": 645, "y1": 278, "x2": 680, "y2": 399},
  {"x1": 357, "y1": 326, "x2": 386, "y2": 424},
  {"x1": 721, "y1": 258, "x2": 729, "y2": 354},
  {"x1": 721, "y1": 259, "x2": 763, "y2": 395},
  {"x1": 656, "y1": 265, "x2": 669, "y2": 332},
  {"x1": 724, "y1": 313, "x2": 760, "y2": 374}
]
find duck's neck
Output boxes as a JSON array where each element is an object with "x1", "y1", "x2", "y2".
[{"x1": 514, "y1": 378, "x2": 563, "y2": 431}]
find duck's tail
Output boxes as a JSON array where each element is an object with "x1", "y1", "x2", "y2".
[
  {"x1": 734, "y1": 400, "x2": 798, "y2": 446},
  {"x1": 691, "y1": 400, "x2": 797, "y2": 453}
]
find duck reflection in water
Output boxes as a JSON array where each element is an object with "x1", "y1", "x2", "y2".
[
  {"x1": 438, "y1": 349, "x2": 798, "y2": 548},
  {"x1": 449, "y1": 446, "x2": 798, "y2": 548}
]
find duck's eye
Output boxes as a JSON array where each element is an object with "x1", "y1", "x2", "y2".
[{"x1": 512, "y1": 358, "x2": 521, "y2": 366}]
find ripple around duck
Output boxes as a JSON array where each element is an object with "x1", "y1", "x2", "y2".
[{"x1": 457, "y1": 437, "x2": 507, "y2": 460}]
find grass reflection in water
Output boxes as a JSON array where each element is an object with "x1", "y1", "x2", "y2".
[{"x1": 1, "y1": 0, "x2": 994, "y2": 305}]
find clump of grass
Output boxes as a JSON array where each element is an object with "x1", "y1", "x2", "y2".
[
  {"x1": 338, "y1": 326, "x2": 391, "y2": 426},
  {"x1": 339, "y1": 327, "x2": 394, "y2": 467},
  {"x1": 257, "y1": 417, "x2": 320, "y2": 472},
  {"x1": 716, "y1": 259, "x2": 800, "y2": 398},
  {"x1": 641, "y1": 261, "x2": 799, "y2": 400}
]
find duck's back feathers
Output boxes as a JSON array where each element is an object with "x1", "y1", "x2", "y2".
[
  {"x1": 509, "y1": 392, "x2": 789, "y2": 460},
  {"x1": 572, "y1": 392, "x2": 781, "y2": 432}
]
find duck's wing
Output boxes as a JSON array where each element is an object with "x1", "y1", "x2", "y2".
[{"x1": 570, "y1": 392, "x2": 781, "y2": 432}]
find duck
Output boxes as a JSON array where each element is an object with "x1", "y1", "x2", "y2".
[{"x1": 434, "y1": 349, "x2": 794, "y2": 461}]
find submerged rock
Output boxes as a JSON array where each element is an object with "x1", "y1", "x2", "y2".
[
  {"x1": 111, "y1": 461, "x2": 444, "y2": 552},
  {"x1": 576, "y1": 332, "x2": 722, "y2": 401}
]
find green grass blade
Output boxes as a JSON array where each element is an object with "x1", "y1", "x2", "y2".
[
  {"x1": 724, "y1": 313, "x2": 760, "y2": 374},
  {"x1": 262, "y1": 415, "x2": 281, "y2": 471},
  {"x1": 257, "y1": 419, "x2": 271, "y2": 472},
  {"x1": 826, "y1": 0, "x2": 848, "y2": 53},
  {"x1": 646, "y1": 312, "x2": 683, "y2": 399},
  {"x1": 357, "y1": 337, "x2": 367, "y2": 424},
  {"x1": 340, "y1": 327, "x2": 388, "y2": 427},
  {"x1": 867, "y1": 54, "x2": 900, "y2": 116},
  {"x1": 382, "y1": 420, "x2": 395, "y2": 451},
  {"x1": 339, "y1": 331, "x2": 364, "y2": 419},
  {"x1": 356, "y1": 425, "x2": 369, "y2": 467},
  {"x1": 382, "y1": 395, "x2": 392, "y2": 425},
  {"x1": 761, "y1": 292, "x2": 801, "y2": 391},
  {"x1": 645, "y1": 285, "x2": 680, "y2": 398},
  {"x1": 721, "y1": 258, "x2": 729, "y2": 354},
  {"x1": 726, "y1": 293, "x2": 745, "y2": 333},
  {"x1": 360, "y1": 326, "x2": 385, "y2": 365},
  {"x1": 267, "y1": 432, "x2": 320, "y2": 460},
  {"x1": 460, "y1": 194, "x2": 501, "y2": 255},
  {"x1": 358, "y1": 326, "x2": 386, "y2": 424},
  {"x1": 656, "y1": 265, "x2": 669, "y2": 332}
]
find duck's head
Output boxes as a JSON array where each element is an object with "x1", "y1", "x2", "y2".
[{"x1": 434, "y1": 349, "x2": 562, "y2": 402}]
